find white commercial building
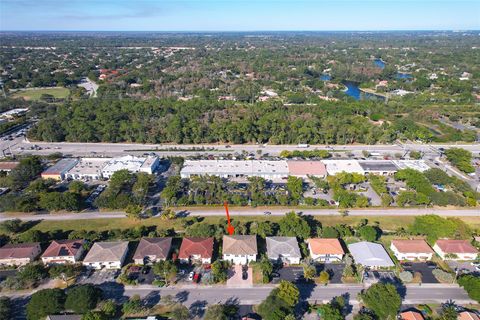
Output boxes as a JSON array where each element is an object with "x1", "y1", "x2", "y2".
[
  {"x1": 66, "y1": 158, "x2": 111, "y2": 181},
  {"x1": 101, "y1": 155, "x2": 159, "y2": 179},
  {"x1": 392, "y1": 160, "x2": 430, "y2": 172},
  {"x1": 180, "y1": 160, "x2": 289, "y2": 180},
  {"x1": 322, "y1": 160, "x2": 365, "y2": 176}
]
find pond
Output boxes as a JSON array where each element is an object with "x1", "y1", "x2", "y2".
[
  {"x1": 342, "y1": 80, "x2": 361, "y2": 100},
  {"x1": 320, "y1": 74, "x2": 332, "y2": 81},
  {"x1": 342, "y1": 80, "x2": 386, "y2": 101},
  {"x1": 374, "y1": 58, "x2": 385, "y2": 69},
  {"x1": 395, "y1": 72, "x2": 413, "y2": 79}
]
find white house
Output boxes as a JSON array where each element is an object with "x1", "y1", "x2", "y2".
[
  {"x1": 223, "y1": 235, "x2": 258, "y2": 265},
  {"x1": 390, "y1": 239, "x2": 434, "y2": 261},
  {"x1": 82, "y1": 241, "x2": 129, "y2": 269},
  {"x1": 433, "y1": 240, "x2": 479, "y2": 260},
  {"x1": 266, "y1": 237, "x2": 302, "y2": 265}
]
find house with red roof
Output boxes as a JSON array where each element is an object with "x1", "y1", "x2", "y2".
[
  {"x1": 178, "y1": 237, "x2": 213, "y2": 264},
  {"x1": 433, "y1": 239, "x2": 479, "y2": 260},
  {"x1": 0, "y1": 243, "x2": 42, "y2": 266},
  {"x1": 307, "y1": 238, "x2": 344, "y2": 262},
  {"x1": 458, "y1": 311, "x2": 480, "y2": 320},
  {"x1": 390, "y1": 239, "x2": 434, "y2": 261},
  {"x1": 400, "y1": 310, "x2": 425, "y2": 320},
  {"x1": 41, "y1": 239, "x2": 85, "y2": 265}
]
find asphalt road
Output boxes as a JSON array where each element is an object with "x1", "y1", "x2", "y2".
[
  {"x1": 3, "y1": 138, "x2": 480, "y2": 158},
  {"x1": 0, "y1": 207, "x2": 479, "y2": 222},
  {"x1": 99, "y1": 283, "x2": 474, "y2": 306}
]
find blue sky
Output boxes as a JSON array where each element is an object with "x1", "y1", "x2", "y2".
[{"x1": 0, "y1": 0, "x2": 479, "y2": 31}]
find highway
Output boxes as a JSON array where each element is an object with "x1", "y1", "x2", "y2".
[
  {"x1": 0, "y1": 207, "x2": 479, "y2": 222},
  {"x1": 2, "y1": 136, "x2": 480, "y2": 158}
]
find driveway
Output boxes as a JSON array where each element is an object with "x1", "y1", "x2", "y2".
[
  {"x1": 402, "y1": 262, "x2": 438, "y2": 283},
  {"x1": 318, "y1": 263, "x2": 345, "y2": 284},
  {"x1": 78, "y1": 269, "x2": 120, "y2": 285},
  {"x1": 227, "y1": 265, "x2": 252, "y2": 287},
  {"x1": 275, "y1": 266, "x2": 305, "y2": 283},
  {"x1": 364, "y1": 271, "x2": 398, "y2": 284}
]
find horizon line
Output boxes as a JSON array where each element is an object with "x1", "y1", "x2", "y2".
[{"x1": 1, "y1": 29, "x2": 479, "y2": 33}]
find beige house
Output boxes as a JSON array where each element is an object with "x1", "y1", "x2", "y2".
[
  {"x1": 223, "y1": 235, "x2": 258, "y2": 265},
  {"x1": 83, "y1": 241, "x2": 129, "y2": 269},
  {"x1": 0, "y1": 243, "x2": 42, "y2": 266},
  {"x1": 307, "y1": 238, "x2": 345, "y2": 262}
]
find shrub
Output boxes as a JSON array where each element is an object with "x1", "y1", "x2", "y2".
[
  {"x1": 432, "y1": 269, "x2": 454, "y2": 283},
  {"x1": 399, "y1": 271, "x2": 413, "y2": 283}
]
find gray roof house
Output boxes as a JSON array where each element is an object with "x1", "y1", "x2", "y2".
[
  {"x1": 348, "y1": 241, "x2": 394, "y2": 268},
  {"x1": 266, "y1": 237, "x2": 302, "y2": 265},
  {"x1": 83, "y1": 241, "x2": 129, "y2": 269}
]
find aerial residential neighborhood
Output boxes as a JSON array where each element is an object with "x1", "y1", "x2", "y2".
[{"x1": 0, "y1": 0, "x2": 479, "y2": 319}]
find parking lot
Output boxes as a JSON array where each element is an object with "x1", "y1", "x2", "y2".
[
  {"x1": 447, "y1": 261, "x2": 479, "y2": 274},
  {"x1": 77, "y1": 269, "x2": 120, "y2": 285},
  {"x1": 401, "y1": 262, "x2": 438, "y2": 283}
]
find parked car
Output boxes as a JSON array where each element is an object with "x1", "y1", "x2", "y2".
[
  {"x1": 193, "y1": 273, "x2": 200, "y2": 283},
  {"x1": 188, "y1": 272, "x2": 195, "y2": 281}
]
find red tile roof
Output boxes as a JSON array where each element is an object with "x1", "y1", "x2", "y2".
[
  {"x1": 307, "y1": 238, "x2": 344, "y2": 255},
  {"x1": 0, "y1": 162, "x2": 19, "y2": 171},
  {"x1": 435, "y1": 240, "x2": 478, "y2": 254},
  {"x1": 392, "y1": 239, "x2": 434, "y2": 253},
  {"x1": 41, "y1": 239, "x2": 84, "y2": 258},
  {"x1": 0, "y1": 243, "x2": 40, "y2": 259},
  {"x1": 178, "y1": 237, "x2": 213, "y2": 260},
  {"x1": 400, "y1": 311, "x2": 425, "y2": 320},
  {"x1": 458, "y1": 311, "x2": 480, "y2": 320}
]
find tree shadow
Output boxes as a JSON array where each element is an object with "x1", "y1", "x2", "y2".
[
  {"x1": 175, "y1": 290, "x2": 189, "y2": 303},
  {"x1": 143, "y1": 290, "x2": 161, "y2": 307},
  {"x1": 189, "y1": 300, "x2": 207, "y2": 318},
  {"x1": 98, "y1": 281, "x2": 126, "y2": 302}
]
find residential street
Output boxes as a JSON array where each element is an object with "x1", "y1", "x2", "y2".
[{"x1": 1, "y1": 207, "x2": 478, "y2": 222}]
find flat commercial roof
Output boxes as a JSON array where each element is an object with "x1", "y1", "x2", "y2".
[
  {"x1": 42, "y1": 159, "x2": 78, "y2": 175},
  {"x1": 322, "y1": 160, "x2": 365, "y2": 175},
  {"x1": 287, "y1": 161, "x2": 327, "y2": 176},
  {"x1": 67, "y1": 158, "x2": 110, "y2": 176},
  {"x1": 181, "y1": 160, "x2": 290, "y2": 176},
  {"x1": 102, "y1": 155, "x2": 156, "y2": 173},
  {"x1": 392, "y1": 160, "x2": 430, "y2": 172},
  {"x1": 359, "y1": 160, "x2": 398, "y2": 172}
]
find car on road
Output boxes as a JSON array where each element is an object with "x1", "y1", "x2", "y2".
[
  {"x1": 264, "y1": 211, "x2": 271, "y2": 215},
  {"x1": 188, "y1": 272, "x2": 195, "y2": 281}
]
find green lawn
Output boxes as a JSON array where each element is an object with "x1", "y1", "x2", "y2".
[
  {"x1": 28, "y1": 215, "x2": 480, "y2": 233},
  {"x1": 11, "y1": 87, "x2": 70, "y2": 101}
]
